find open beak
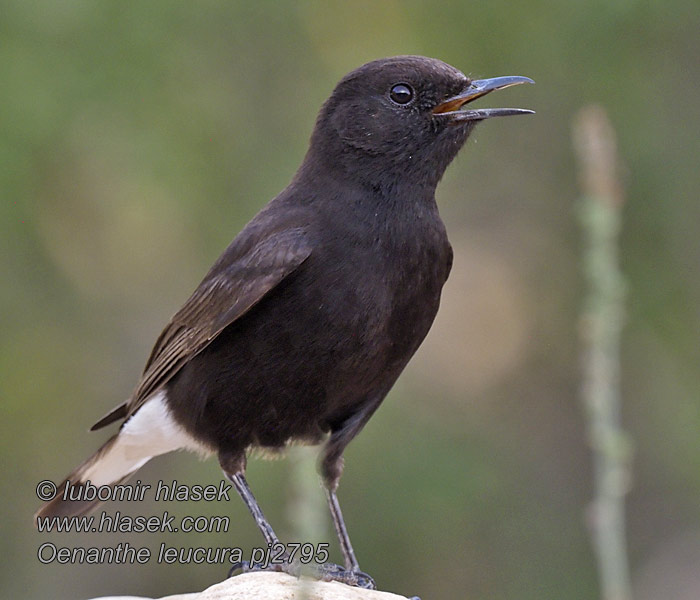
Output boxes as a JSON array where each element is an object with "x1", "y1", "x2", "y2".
[{"x1": 433, "y1": 75, "x2": 535, "y2": 122}]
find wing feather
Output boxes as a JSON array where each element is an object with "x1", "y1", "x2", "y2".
[{"x1": 91, "y1": 226, "x2": 312, "y2": 430}]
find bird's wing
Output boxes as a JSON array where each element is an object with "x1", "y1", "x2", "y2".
[{"x1": 91, "y1": 225, "x2": 312, "y2": 430}]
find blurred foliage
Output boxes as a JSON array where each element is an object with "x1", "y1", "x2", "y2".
[{"x1": 2, "y1": 1, "x2": 699, "y2": 599}]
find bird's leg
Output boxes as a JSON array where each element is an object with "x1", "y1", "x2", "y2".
[
  {"x1": 317, "y1": 488, "x2": 375, "y2": 589},
  {"x1": 219, "y1": 450, "x2": 289, "y2": 576},
  {"x1": 318, "y1": 420, "x2": 379, "y2": 590},
  {"x1": 318, "y1": 474, "x2": 375, "y2": 588},
  {"x1": 320, "y1": 427, "x2": 421, "y2": 596},
  {"x1": 224, "y1": 469, "x2": 360, "y2": 586},
  {"x1": 324, "y1": 486, "x2": 359, "y2": 572},
  {"x1": 227, "y1": 472, "x2": 281, "y2": 547},
  {"x1": 225, "y1": 470, "x2": 290, "y2": 577}
]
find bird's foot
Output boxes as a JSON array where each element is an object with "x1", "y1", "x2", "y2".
[
  {"x1": 228, "y1": 559, "x2": 284, "y2": 577},
  {"x1": 228, "y1": 559, "x2": 376, "y2": 589},
  {"x1": 314, "y1": 562, "x2": 376, "y2": 589}
]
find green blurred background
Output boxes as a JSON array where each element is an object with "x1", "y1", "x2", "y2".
[{"x1": 2, "y1": 1, "x2": 699, "y2": 599}]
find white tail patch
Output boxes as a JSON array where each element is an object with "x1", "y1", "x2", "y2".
[{"x1": 80, "y1": 391, "x2": 210, "y2": 486}]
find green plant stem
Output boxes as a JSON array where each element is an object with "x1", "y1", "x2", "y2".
[{"x1": 574, "y1": 105, "x2": 633, "y2": 600}]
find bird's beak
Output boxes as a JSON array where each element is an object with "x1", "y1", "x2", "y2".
[{"x1": 432, "y1": 76, "x2": 535, "y2": 121}]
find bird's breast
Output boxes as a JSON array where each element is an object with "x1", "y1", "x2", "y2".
[{"x1": 303, "y1": 211, "x2": 452, "y2": 394}]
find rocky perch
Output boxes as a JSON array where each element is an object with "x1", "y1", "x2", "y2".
[{"x1": 91, "y1": 572, "x2": 411, "y2": 600}]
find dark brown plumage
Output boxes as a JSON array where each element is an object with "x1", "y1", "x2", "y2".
[{"x1": 36, "y1": 55, "x2": 532, "y2": 588}]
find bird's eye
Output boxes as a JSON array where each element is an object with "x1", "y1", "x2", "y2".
[{"x1": 389, "y1": 83, "x2": 414, "y2": 105}]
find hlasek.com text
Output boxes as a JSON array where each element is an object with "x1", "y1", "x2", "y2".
[{"x1": 36, "y1": 479, "x2": 329, "y2": 567}]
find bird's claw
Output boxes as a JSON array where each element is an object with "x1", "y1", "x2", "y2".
[
  {"x1": 315, "y1": 563, "x2": 376, "y2": 589},
  {"x1": 228, "y1": 558, "x2": 376, "y2": 590},
  {"x1": 228, "y1": 559, "x2": 267, "y2": 577}
]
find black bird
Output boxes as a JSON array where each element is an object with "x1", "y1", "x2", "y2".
[{"x1": 36, "y1": 56, "x2": 533, "y2": 587}]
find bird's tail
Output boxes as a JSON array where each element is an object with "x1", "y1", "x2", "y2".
[
  {"x1": 34, "y1": 432, "x2": 152, "y2": 521},
  {"x1": 34, "y1": 391, "x2": 208, "y2": 523}
]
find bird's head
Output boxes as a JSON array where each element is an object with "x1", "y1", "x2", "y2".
[{"x1": 307, "y1": 55, "x2": 533, "y2": 190}]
